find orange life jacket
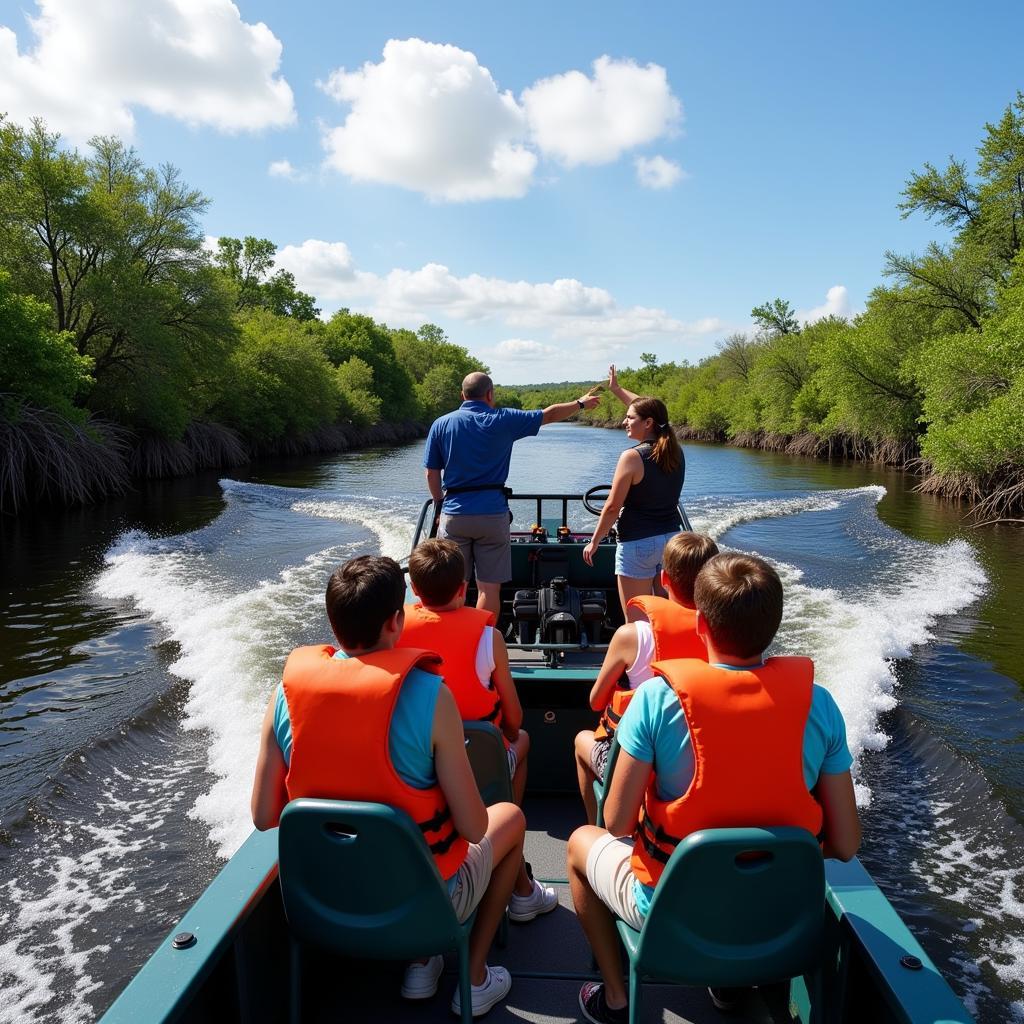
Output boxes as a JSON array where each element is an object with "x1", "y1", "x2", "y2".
[
  {"x1": 631, "y1": 656, "x2": 823, "y2": 888},
  {"x1": 399, "y1": 604, "x2": 505, "y2": 739},
  {"x1": 282, "y1": 645, "x2": 469, "y2": 880},
  {"x1": 594, "y1": 597, "x2": 705, "y2": 742}
]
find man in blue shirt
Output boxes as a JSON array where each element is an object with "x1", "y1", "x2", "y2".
[{"x1": 424, "y1": 372, "x2": 601, "y2": 615}]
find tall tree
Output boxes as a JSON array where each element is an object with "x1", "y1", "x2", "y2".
[
  {"x1": 214, "y1": 236, "x2": 320, "y2": 321},
  {"x1": 751, "y1": 298, "x2": 800, "y2": 336}
]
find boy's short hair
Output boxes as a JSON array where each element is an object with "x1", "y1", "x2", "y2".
[
  {"x1": 661, "y1": 532, "x2": 720, "y2": 604},
  {"x1": 694, "y1": 553, "x2": 783, "y2": 659},
  {"x1": 325, "y1": 555, "x2": 406, "y2": 649},
  {"x1": 407, "y1": 539, "x2": 466, "y2": 607}
]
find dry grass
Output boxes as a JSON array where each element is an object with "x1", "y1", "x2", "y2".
[
  {"x1": 0, "y1": 398, "x2": 129, "y2": 513},
  {"x1": 185, "y1": 421, "x2": 248, "y2": 470}
]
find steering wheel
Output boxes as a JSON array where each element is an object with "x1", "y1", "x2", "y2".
[{"x1": 583, "y1": 484, "x2": 613, "y2": 516}]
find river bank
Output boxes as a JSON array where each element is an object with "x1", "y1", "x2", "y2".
[{"x1": 0, "y1": 412, "x2": 427, "y2": 514}]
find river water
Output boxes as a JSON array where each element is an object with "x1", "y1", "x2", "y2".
[{"x1": 1, "y1": 424, "x2": 1023, "y2": 1023}]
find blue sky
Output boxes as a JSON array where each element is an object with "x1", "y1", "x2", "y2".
[{"x1": 0, "y1": 0, "x2": 1020, "y2": 383}]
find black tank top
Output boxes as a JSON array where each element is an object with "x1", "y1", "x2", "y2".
[{"x1": 616, "y1": 442, "x2": 685, "y2": 542}]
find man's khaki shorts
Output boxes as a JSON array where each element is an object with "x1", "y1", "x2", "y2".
[
  {"x1": 449, "y1": 835, "x2": 493, "y2": 923},
  {"x1": 439, "y1": 513, "x2": 511, "y2": 584}
]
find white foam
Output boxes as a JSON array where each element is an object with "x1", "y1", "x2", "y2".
[
  {"x1": 688, "y1": 485, "x2": 883, "y2": 539},
  {"x1": 291, "y1": 499, "x2": 415, "y2": 562}
]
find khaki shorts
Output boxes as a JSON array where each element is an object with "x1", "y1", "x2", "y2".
[
  {"x1": 585, "y1": 833, "x2": 645, "y2": 931},
  {"x1": 449, "y1": 835, "x2": 493, "y2": 923},
  {"x1": 439, "y1": 513, "x2": 511, "y2": 584}
]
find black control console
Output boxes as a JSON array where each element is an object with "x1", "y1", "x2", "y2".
[{"x1": 512, "y1": 576, "x2": 607, "y2": 645}]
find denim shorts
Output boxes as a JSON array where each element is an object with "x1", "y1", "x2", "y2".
[{"x1": 614, "y1": 530, "x2": 681, "y2": 579}]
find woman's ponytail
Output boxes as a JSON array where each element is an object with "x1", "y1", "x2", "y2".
[{"x1": 630, "y1": 396, "x2": 681, "y2": 475}]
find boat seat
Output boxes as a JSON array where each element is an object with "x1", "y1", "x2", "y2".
[
  {"x1": 614, "y1": 826, "x2": 825, "y2": 1024},
  {"x1": 463, "y1": 720, "x2": 513, "y2": 948},
  {"x1": 278, "y1": 798, "x2": 477, "y2": 1024}
]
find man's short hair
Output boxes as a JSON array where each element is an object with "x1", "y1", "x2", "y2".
[
  {"x1": 462, "y1": 371, "x2": 493, "y2": 399},
  {"x1": 694, "y1": 553, "x2": 783, "y2": 659},
  {"x1": 662, "y1": 532, "x2": 719, "y2": 604},
  {"x1": 408, "y1": 539, "x2": 465, "y2": 607},
  {"x1": 325, "y1": 555, "x2": 406, "y2": 649}
]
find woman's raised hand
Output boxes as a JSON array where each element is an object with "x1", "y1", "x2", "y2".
[{"x1": 608, "y1": 364, "x2": 618, "y2": 390}]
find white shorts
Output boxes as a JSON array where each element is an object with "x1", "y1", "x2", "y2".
[{"x1": 585, "y1": 833, "x2": 645, "y2": 931}]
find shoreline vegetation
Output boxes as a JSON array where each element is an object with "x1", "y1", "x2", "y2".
[{"x1": 2, "y1": 95, "x2": 1023, "y2": 520}]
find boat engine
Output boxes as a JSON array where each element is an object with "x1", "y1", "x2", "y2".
[{"x1": 512, "y1": 576, "x2": 606, "y2": 646}]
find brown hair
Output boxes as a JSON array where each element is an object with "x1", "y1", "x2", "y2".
[
  {"x1": 408, "y1": 539, "x2": 465, "y2": 607},
  {"x1": 325, "y1": 555, "x2": 406, "y2": 649},
  {"x1": 661, "y1": 532, "x2": 719, "y2": 604},
  {"x1": 629, "y1": 396, "x2": 681, "y2": 474},
  {"x1": 693, "y1": 552, "x2": 783, "y2": 658}
]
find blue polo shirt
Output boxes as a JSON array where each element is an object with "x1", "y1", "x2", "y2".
[{"x1": 424, "y1": 401, "x2": 544, "y2": 515}]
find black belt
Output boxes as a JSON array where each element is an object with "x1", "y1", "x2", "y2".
[{"x1": 442, "y1": 484, "x2": 513, "y2": 498}]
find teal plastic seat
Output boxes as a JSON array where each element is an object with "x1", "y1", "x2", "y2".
[
  {"x1": 462, "y1": 720, "x2": 512, "y2": 947},
  {"x1": 615, "y1": 826, "x2": 825, "y2": 1024},
  {"x1": 593, "y1": 734, "x2": 622, "y2": 828},
  {"x1": 278, "y1": 798, "x2": 476, "y2": 1024},
  {"x1": 463, "y1": 720, "x2": 515, "y2": 805}
]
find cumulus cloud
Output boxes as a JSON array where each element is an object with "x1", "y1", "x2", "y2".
[
  {"x1": 491, "y1": 339, "x2": 559, "y2": 360},
  {"x1": 635, "y1": 155, "x2": 684, "y2": 190},
  {"x1": 522, "y1": 56, "x2": 681, "y2": 167},
  {"x1": 268, "y1": 238, "x2": 723, "y2": 359},
  {"x1": 0, "y1": 0, "x2": 295, "y2": 142},
  {"x1": 798, "y1": 285, "x2": 852, "y2": 325},
  {"x1": 273, "y1": 240, "x2": 357, "y2": 299},
  {"x1": 269, "y1": 159, "x2": 303, "y2": 180},
  {"x1": 319, "y1": 38, "x2": 536, "y2": 201},
  {"x1": 318, "y1": 40, "x2": 682, "y2": 200}
]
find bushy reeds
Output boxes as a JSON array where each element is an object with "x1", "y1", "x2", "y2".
[{"x1": 0, "y1": 397, "x2": 129, "y2": 513}]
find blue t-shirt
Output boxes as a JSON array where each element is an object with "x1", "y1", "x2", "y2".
[
  {"x1": 424, "y1": 401, "x2": 543, "y2": 515},
  {"x1": 273, "y1": 651, "x2": 442, "y2": 789},
  {"x1": 615, "y1": 667, "x2": 853, "y2": 918}
]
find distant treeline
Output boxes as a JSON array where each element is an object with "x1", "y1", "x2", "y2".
[
  {"x1": 0, "y1": 118, "x2": 485, "y2": 512},
  {"x1": 505, "y1": 94, "x2": 1024, "y2": 523}
]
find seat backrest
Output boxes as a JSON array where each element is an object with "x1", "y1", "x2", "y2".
[
  {"x1": 463, "y1": 721, "x2": 514, "y2": 806},
  {"x1": 278, "y1": 799, "x2": 463, "y2": 959},
  {"x1": 636, "y1": 826, "x2": 824, "y2": 987}
]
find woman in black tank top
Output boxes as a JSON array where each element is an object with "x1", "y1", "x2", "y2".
[{"x1": 582, "y1": 367, "x2": 685, "y2": 620}]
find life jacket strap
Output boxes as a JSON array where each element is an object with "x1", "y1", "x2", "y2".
[{"x1": 418, "y1": 804, "x2": 453, "y2": 834}]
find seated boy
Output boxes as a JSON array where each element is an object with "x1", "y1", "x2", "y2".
[
  {"x1": 574, "y1": 532, "x2": 718, "y2": 824},
  {"x1": 567, "y1": 553, "x2": 862, "y2": 1024},
  {"x1": 251, "y1": 555, "x2": 524, "y2": 1017},
  {"x1": 399, "y1": 538, "x2": 557, "y2": 923}
]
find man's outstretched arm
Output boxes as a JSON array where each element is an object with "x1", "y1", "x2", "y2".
[{"x1": 541, "y1": 393, "x2": 600, "y2": 425}]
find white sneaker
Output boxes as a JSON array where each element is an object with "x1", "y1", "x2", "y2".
[
  {"x1": 450, "y1": 964, "x2": 512, "y2": 1017},
  {"x1": 508, "y1": 878, "x2": 558, "y2": 922},
  {"x1": 401, "y1": 954, "x2": 444, "y2": 999}
]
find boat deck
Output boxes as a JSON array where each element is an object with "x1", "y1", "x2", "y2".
[{"x1": 302, "y1": 794, "x2": 780, "y2": 1024}]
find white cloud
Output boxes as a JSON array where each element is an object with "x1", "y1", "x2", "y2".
[
  {"x1": 635, "y1": 155, "x2": 684, "y2": 190},
  {"x1": 274, "y1": 240, "x2": 357, "y2": 299},
  {"x1": 318, "y1": 41, "x2": 683, "y2": 201},
  {"x1": 269, "y1": 239, "x2": 724, "y2": 359},
  {"x1": 798, "y1": 285, "x2": 852, "y2": 325},
  {"x1": 319, "y1": 38, "x2": 536, "y2": 201},
  {"x1": 490, "y1": 339, "x2": 559, "y2": 360},
  {"x1": 268, "y1": 159, "x2": 305, "y2": 180},
  {"x1": 522, "y1": 56, "x2": 681, "y2": 167},
  {"x1": 0, "y1": 0, "x2": 295, "y2": 142}
]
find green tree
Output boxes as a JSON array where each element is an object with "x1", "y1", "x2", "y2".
[
  {"x1": 0, "y1": 120, "x2": 236, "y2": 437},
  {"x1": 214, "y1": 236, "x2": 320, "y2": 321},
  {"x1": 214, "y1": 310, "x2": 340, "y2": 442},
  {"x1": 0, "y1": 270, "x2": 94, "y2": 420},
  {"x1": 751, "y1": 298, "x2": 800, "y2": 336},
  {"x1": 336, "y1": 356, "x2": 382, "y2": 426}
]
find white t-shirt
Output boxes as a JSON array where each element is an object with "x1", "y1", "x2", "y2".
[
  {"x1": 475, "y1": 625, "x2": 496, "y2": 688},
  {"x1": 625, "y1": 620, "x2": 656, "y2": 688}
]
